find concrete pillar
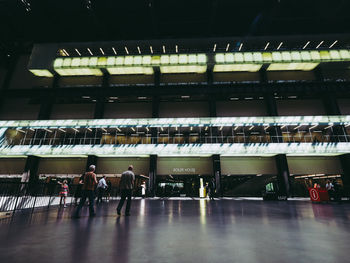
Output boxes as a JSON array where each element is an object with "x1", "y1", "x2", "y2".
[
  {"x1": 275, "y1": 154, "x2": 291, "y2": 199},
  {"x1": 94, "y1": 74, "x2": 109, "y2": 119},
  {"x1": 322, "y1": 91, "x2": 347, "y2": 139},
  {"x1": 264, "y1": 88, "x2": 291, "y2": 199},
  {"x1": 24, "y1": 155, "x2": 40, "y2": 184},
  {"x1": 148, "y1": 154, "x2": 157, "y2": 196},
  {"x1": 212, "y1": 154, "x2": 222, "y2": 197},
  {"x1": 86, "y1": 155, "x2": 98, "y2": 172},
  {"x1": 339, "y1": 154, "x2": 350, "y2": 196}
]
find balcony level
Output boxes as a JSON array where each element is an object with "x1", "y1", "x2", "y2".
[{"x1": 1, "y1": 116, "x2": 350, "y2": 157}]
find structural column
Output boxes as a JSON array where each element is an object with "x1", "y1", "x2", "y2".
[
  {"x1": 275, "y1": 154, "x2": 291, "y2": 198},
  {"x1": 148, "y1": 154, "x2": 157, "y2": 196},
  {"x1": 148, "y1": 94, "x2": 159, "y2": 196},
  {"x1": 94, "y1": 73, "x2": 109, "y2": 119},
  {"x1": 37, "y1": 75, "x2": 59, "y2": 119},
  {"x1": 25, "y1": 155, "x2": 40, "y2": 184},
  {"x1": 212, "y1": 154, "x2": 222, "y2": 197},
  {"x1": 86, "y1": 155, "x2": 98, "y2": 172},
  {"x1": 339, "y1": 154, "x2": 350, "y2": 196},
  {"x1": 322, "y1": 91, "x2": 350, "y2": 194},
  {"x1": 0, "y1": 55, "x2": 18, "y2": 114},
  {"x1": 263, "y1": 71, "x2": 291, "y2": 198}
]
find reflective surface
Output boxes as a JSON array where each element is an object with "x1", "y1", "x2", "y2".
[{"x1": 0, "y1": 200, "x2": 350, "y2": 263}]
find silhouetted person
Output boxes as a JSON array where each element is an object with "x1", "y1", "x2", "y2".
[
  {"x1": 74, "y1": 173, "x2": 85, "y2": 205},
  {"x1": 116, "y1": 165, "x2": 135, "y2": 216},
  {"x1": 208, "y1": 178, "x2": 216, "y2": 200},
  {"x1": 73, "y1": 165, "x2": 98, "y2": 218}
]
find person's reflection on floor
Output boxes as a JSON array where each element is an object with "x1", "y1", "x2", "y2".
[
  {"x1": 70, "y1": 218, "x2": 94, "y2": 263},
  {"x1": 113, "y1": 217, "x2": 131, "y2": 262}
]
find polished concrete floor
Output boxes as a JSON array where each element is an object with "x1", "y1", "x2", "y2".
[{"x1": 0, "y1": 199, "x2": 349, "y2": 263}]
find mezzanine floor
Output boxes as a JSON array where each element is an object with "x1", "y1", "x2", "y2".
[{"x1": 0, "y1": 199, "x2": 349, "y2": 263}]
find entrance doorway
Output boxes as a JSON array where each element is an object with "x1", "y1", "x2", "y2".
[{"x1": 156, "y1": 175, "x2": 212, "y2": 197}]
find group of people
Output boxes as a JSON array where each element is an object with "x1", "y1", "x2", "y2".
[
  {"x1": 313, "y1": 179, "x2": 341, "y2": 201},
  {"x1": 57, "y1": 164, "x2": 135, "y2": 218}
]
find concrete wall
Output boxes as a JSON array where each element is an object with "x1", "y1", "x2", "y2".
[
  {"x1": 110, "y1": 75, "x2": 154, "y2": 85},
  {"x1": 97, "y1": 157, "x2": 149, "y2": 175},
  {"x1": 157, "y1": 157, "x2": 213, "y2": 175},
  {"x1": 0, "y1": 68, "x2": 7, "y2": 89},
  {"x1": 220, "y1": 156, "x2": 277, "y2": 175},
  {"x1": 50, "y1": 103, "x2": 95, "y2": 119},
  {"x1": 338, "y1": 99, "x2": 350, "y2": 115},
  {"x1": 287, "y1": 156, "x2": 343, "y2": 174},
  {"x1": 160, "y1": 73, "x2": 206, "y2": 84},
  {"x1": 158, "y1": 102, "x2": 209, "y2": 118},
  {"x1": 38, "y1": 158, "x2": 87, "y2": 174},
  {"x1": 0, "y1": 98, "x2": 40, "y2": 120},
  {"x1": 277, "y1": 99, "x2": 326, "y2": 116},
  {"x1": 0, "y1": 158, "x2": 27, "y2": 174},
  {"x1": 213, "y1": 72, "x2": 260, "y2": 83},
  {"x1": 104, "y1": 102, "x2": 153, "y2": 118},
  {"x1": 59, "y1": 76, "x2": 102, "y2": 87},
  {"x1": 267, "y1": 71, "x2": 316, "y2": 81},
  {"x1": 216, "y1": 100, "x2": 267, "y2": 117}
]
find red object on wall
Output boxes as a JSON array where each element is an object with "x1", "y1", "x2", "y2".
[{"x1": 308, "y1": 188, "x2": 329, "y2": 202}]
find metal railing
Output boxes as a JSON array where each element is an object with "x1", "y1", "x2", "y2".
[
  {"x1": 11, "y1": 134, "x2": 350, "y2": 146},
  {"x1": 0, "y1": 182, "x2": 143, "y2": 215},
  {"x1": 0, "y1": 182, "x2": 76, "y2": 214}
]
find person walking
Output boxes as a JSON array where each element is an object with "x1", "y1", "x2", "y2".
[
  {"x1": 325, "y1": 180, "x2": 334, "y2": 200},
  {"x1": 116, "y1": 165, "x2": 135, "y2": 216},
  {"x1": 208, "y1": 178, "x2": 216, "y2": 200},
  {"x1": 73, "y1": 165, "x2": 98, "y2": 218},
  {"x1": 97, "y1": 175, "x2": 108, "y2": 203}
]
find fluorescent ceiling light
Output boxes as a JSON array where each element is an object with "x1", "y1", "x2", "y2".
[
  {"x1": 303, "y1": 41, "x2": 310, "y2": 49},
  {"x1": 29, "y1": 69, "x2": 53, "y2": 77},
  {"x1": 267, "y1": 63, "x2": 319, "y2": 71},
  {"x1": 277, "y1": 42, "x2": 283, "y2": 50},
  {"x1": 160, "y1": 65, "x2": 207, "y2": 74},
  {"x1": 316, "y1": 41, "x2": 324, "y2": 49},
  {"x1": 213, "y1": 64, "x2": 262, "y2": 72},
  {"x1": 264, "y1": 42, "x2": 270, "y2": 50},
  {"x1": 87, "y1": 48, "x2": 93, "y2": 55},
  {"x1": 329, "y1": 40, "x2": 338, "y2": 49},
  {"x1": 107, "y1": 67, "x2": 153, "y2": 75}
]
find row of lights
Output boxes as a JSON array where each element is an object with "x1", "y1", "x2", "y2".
[
  {"x1": 21, "y1": 0, "x2": 31, "y2": 12},
  {"x1": 215, "y1": 40, "x2": 338, "y2": 52},
  {"x1": 61, "y1": 45, "x2": 181, "y2": 57},
  {"x1": 18, "y1": 124, "x2": 340, "y2": 135},
  {"x1": 81, "y1": 95, "x2": 192, "y2": 101},
  {"x1": 229, "y1": 95, "x2": 298, "y2": 101},
  {"x1": 61, "y1": 40, "x2": 339, "y2": 57},
  {"x1": 82, "y1": 95, "x2": 300, "y2": 102}
]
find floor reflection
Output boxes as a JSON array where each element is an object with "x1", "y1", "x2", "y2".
[{"x1": 0, "y1": 200, "x2": 350, "y2": 263}]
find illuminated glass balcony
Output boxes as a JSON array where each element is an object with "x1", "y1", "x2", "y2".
[{"x1": 0, "y1": 116, "x2": 350, "y2": 156}]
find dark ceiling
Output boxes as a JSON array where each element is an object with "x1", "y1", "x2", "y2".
[{"x1": 0, "y1": 0, "x2": 350, "y2": 56}]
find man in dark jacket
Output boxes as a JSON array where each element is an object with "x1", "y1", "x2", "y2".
[{"x1": 116, "y1": 165, "x2": 135, "y2": 216}]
